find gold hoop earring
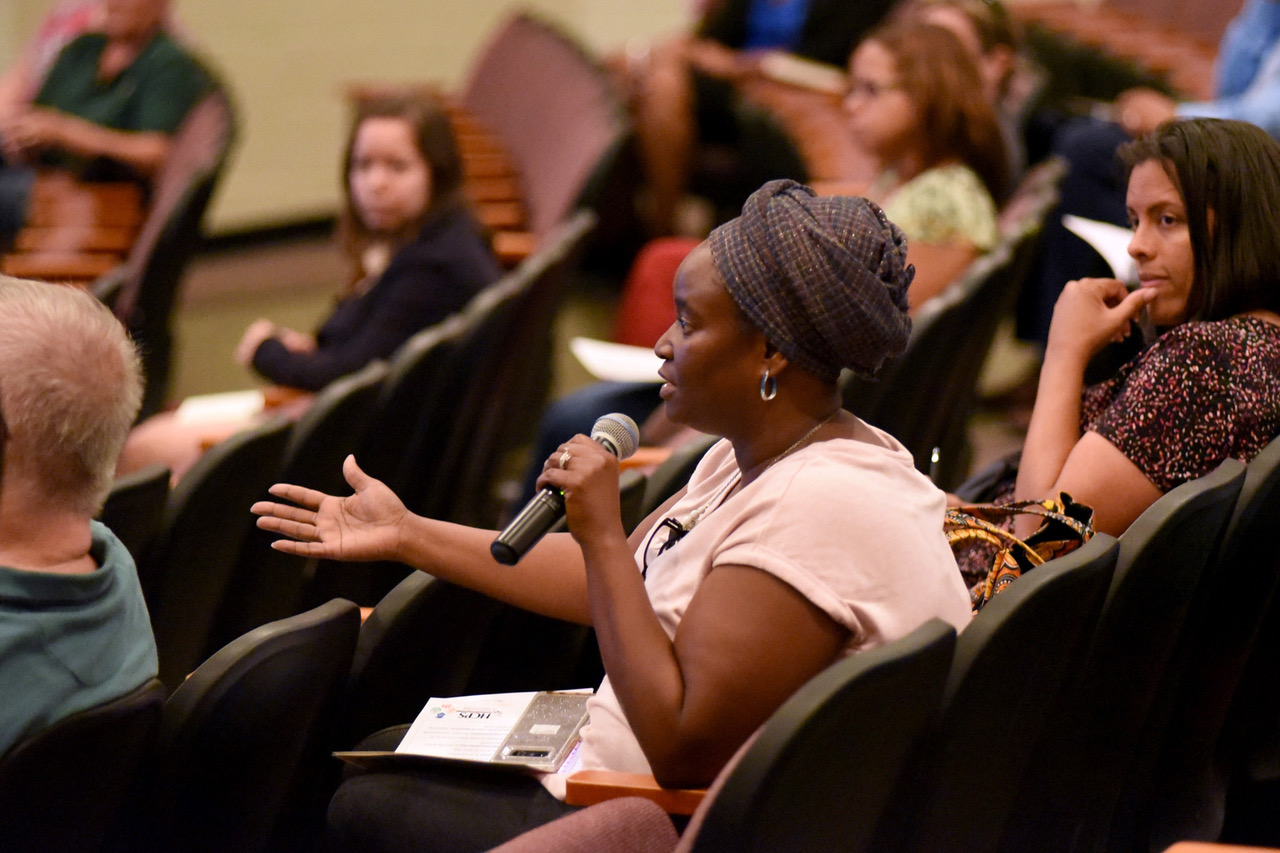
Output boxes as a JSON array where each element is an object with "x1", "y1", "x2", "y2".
[{"x1": 760, "y1": 370, "x2": 778, "y2": 401}]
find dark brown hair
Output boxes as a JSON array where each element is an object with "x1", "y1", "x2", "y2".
[
  {"x1": 1120, "y1": 118, "x2": 1280, "y2": 322},
  {"x1": 866, "y1": 19, "x2": 1010, "y2": 201},
  {"x1": 336, "y1": 93, "x2": 466, "y2": 287}
]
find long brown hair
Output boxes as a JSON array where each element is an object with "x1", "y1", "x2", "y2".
[
  {"x1": 865, "y1": 19, "x2": 1010, "y2": 202},
  {"x1": 335, "y1": 93, "x2": 466, "y2": 289}
]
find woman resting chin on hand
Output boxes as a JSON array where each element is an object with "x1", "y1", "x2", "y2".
[{"x1": 954, "y1": 119, "x2": 1280, "y2": 587}]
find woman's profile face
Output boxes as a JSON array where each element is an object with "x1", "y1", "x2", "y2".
[
  {"x1": 348, "y1": 117, "x2": 432, "y2": 234},
  {"x1": 1127, "y1": 159, "x2": 1195, "y2": 326},
  {"x1": 844, "y1": 40, "x2": 921, "y2": 161},
  {"x1": 654, "y1": 243, "x2": 766, "y2": 433}
]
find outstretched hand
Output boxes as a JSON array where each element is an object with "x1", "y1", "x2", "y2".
[{"x1": 251, "y1": 455, "x2": 408, "y2": 563}]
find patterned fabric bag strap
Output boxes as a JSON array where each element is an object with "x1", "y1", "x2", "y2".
[
  {"x1": 945, "y1": 510, "x2": 1047, "y2": 564},
  {"x1": 948, "y1": 495, "x2": 1090, "y2": 536},
  {"x1": 946, "y1": 493, "x2": 1096, "y2": 612}
]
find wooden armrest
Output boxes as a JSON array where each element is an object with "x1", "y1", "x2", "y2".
[
  {"x1": 261, "y1": 385, "x2": 312, "y2": 410},
  {"x1": 1, "y1": 251, "x2": 121, "y2": 282},
  {"x1": 565, "y1": 770, "x2": 706, "y2": 816},
  {"x1": 1162, "y1": 840, "x2": 1280, "y2": 845},
  {"x1": 14, "y1": 225, "x2": 138, "y2": 253},
  {"x1": 475, "y1": 202, "x2": 526, "y2": 231},
  {"x1": 462, "y1": 152, "x2": 518, "y2": 180},
  {"x1": 26, "y1": 173, "x2": 143, "y2": 228},
  {"x1": 467, "y1": 176, "x2": 524, "y2": 204},
  {"x1": 492, "y1": 231, "x2": 537, "y2": 268}
]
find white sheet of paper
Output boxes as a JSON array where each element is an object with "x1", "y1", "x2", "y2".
[
  {"x1": 570, "y1": 337, "x2": 663, "y2": 383},
  {"x1": 1062, "y1": 214, "x2": 1137, "y2": 285},
  {"x1": 396, "y1": 692, "x2": 539, "y2": 762},
  {"x1": 757, "y1": 51, "x2": 847, "y2": 95},
  {"x1": 173, "y1": 389, "x2": 265, "y2": 425}
]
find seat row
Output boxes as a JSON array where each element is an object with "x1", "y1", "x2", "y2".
[{"x1": 15, "y1": 362, "x2": 1280, "y2": 853}]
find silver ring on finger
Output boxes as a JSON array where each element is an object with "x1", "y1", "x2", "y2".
[{"x1": 559, "y1": 449, "x2": 572, "y2": 469}]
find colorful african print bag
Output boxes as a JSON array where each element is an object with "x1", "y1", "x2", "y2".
[{"x1": 945, "y1": 493, "x2": 1095, "y2": 612}]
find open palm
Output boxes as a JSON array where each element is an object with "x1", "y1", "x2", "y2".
[{"x1": 252, "y1": 455, "x2": 409, "y2": 563}]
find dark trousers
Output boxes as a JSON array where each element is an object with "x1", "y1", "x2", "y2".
[{"x1": 325, "y1": 725, "x2": 581, "y2": 853}]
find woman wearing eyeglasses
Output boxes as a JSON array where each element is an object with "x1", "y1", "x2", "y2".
[
  {"x1": 839, "y1": 18, "x2": 1009, "y2": 309},
  {"x1": 253, "y1": 180, "x2": 972, "y2": 852}
]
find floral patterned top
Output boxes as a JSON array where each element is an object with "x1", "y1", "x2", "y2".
[
  {"x1": 1082, "y1": 316, "x2": 1280, "y2": 491},
  {"x1": 878, "y1": 163, "x2": 999, "y2": 252},
  {"x1": 955, "y1": 315, "x2": 1280, "y2": 588}
]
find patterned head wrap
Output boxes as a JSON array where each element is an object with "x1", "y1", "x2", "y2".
[{"x1": 708, "y1": 179, "x2": 914, "y2": 381}]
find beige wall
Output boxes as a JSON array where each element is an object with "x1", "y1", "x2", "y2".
[{"x1": 4, "y1": 0, "x2": 691, "y2": 234}]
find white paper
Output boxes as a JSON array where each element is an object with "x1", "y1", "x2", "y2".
[
  {"x1": 1062, "y1": 214, "x2": 1138, "y2": 286},
  {"x1": 173, "y1": 389, "x2": 265, "y2": 425},
  {"x1": 397, "y1": 692, "x2": 539, "y2": 762},
  {"x1": 570, "y1": 337, "x2": 663, "y2": 383},
  {"x1": 757, "y1": 51, "x2": 848, "y2": 95}
]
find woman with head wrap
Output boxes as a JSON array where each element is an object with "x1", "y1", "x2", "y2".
[{"x1": 254, "y1": 180, "x2": 973, "y2": 852}]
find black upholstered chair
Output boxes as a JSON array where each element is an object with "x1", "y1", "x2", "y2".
[
  {"x1": 334, "y1": 570, "x2": 504, "y2": 751},
  {"x1": 1001, "y1": 459, "x2": 1247, "y2": 853},
  {"x1": 97, "y1": 463, "x2": 171, "y2": 564},
  {"x1": 94, "y1": 85, "x2": 238, "y2": 418},
  {"x1": 1119, "y1": 435, "x2": 1280, "y2": 851},
  {"x1": 491, "y1": 619, "x2": 957, "y2": 853},
  {"x1": 122, "y1": 599, "x2": 360, "y2": 853},
  {"x1": 878, "y1": 533, "x2": 1120, "y2": 853},
  {"x1": 459, "y1": 13, "x2": 627, "y2": 242},
  {"x1": 434, "y1": 210, "x2": 597, "y2": 529},
  {"x1": 138, "y1": 415, "x2": 293, "y2": 690},
  {"x1": 0, "y1": 678, "x2": 165, "y2": 853},
  {"x1": 212, "y1": 360, "x2": 389, "y2": 647}
]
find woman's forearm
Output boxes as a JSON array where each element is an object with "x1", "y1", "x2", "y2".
[
  {"x1": 577, "y1": 532, "x2": 697, "y2": 783},
  {"x1": 1015, "y1": 348, "x2": 1087, "y2": 504},
  {"x1": 395, "y1": 518, "x2": 594, "y2": 625}
]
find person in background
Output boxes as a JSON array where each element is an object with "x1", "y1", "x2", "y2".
[
  {"x1": 893, "y1": 0, "x2": 1038, "y2": 185},
  {"x1": 956, "y1": 118, "x2": 1280, "y2": 585},
  {"x1": 0, "y1": 1, "x2": 105, "y2": 122},
  {"x1": 526, "y1": 16, "x2": 1014, "y2": 502},
  {"x1": 0, "y1": 0, "x2": 209, "y2": 246},
  {"x1": 620, "y1": 0, "x2": 897, "y2": 236},
  {"x1": 0, "y1": 275, "x2": 155, "y2": 756},
  {"x1": 1020, "y1": 0, "x2": 1280, "y2": 348},
  {"x1": 839, "y1": 18, "x2": 1009, "y2": 308},
  {"x1": 253, "y1": 179, "x2": 973, "y2": 852},
  {"x1": 116, "y1": 94, "x2": 503, "y2": 478}
]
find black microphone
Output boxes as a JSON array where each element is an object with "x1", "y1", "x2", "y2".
[{"x1": 491, "y1": 413, "x2": 640, "y2": 565}]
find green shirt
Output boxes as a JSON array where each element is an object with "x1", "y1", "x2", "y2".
[
  {"x1": 0, "y1": 521, "x2": 158, "y2": 756},
  {"x1": 33, "y1": 30, "x2": 210, "y2": 176}
]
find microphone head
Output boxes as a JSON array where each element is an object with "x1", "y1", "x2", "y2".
[{"x1": 591, "y1": 413, "x2": 640, "y2": 459}]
